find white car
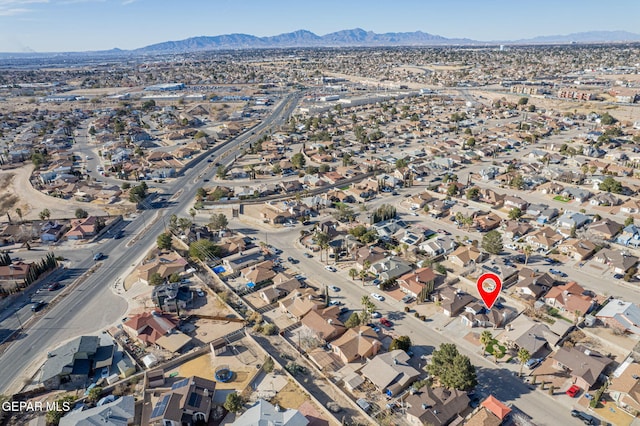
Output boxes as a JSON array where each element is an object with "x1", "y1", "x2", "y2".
[
  {"x1": 371, "y1": 311, "x2": 381, "y2": 318},
  {"x1": 329, "y1": 285, "x2": 340, "y2": 292},
  {"x1": 371, "y1": 293, "x2": 384, "y2": 301},
  {"x1": 325, "y1": 265, "x2": 337, "y2": 272}
]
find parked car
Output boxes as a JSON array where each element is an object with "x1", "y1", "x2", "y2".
[
  {"x1": 325, "y1": 265, "x2": 337, "y2": 272},
  {"x1": 371, "y1": 312, "x2": 381, "y2": 319},
  {"x1": 196, "y1": 288, "x2": 205, "y2": 297},
  {"x1": 525, "y1": 358, "x2": 542, "y2": 369},
  {"x1": 549, "y1": 269, "x2": 567, "y2": 277},
  {"x1": 401, "y1": 295, "x2": 414, "y2": 304},
  {"x1": 371, "y1": 293, "x2": 384, "y2": 301},
  {"x1": 367, "y1": 323, "x2": 381, "y2": 333},
  {"x1": 613, "y1": 273, "x2": 624, "y2": 279},
  {"x1": 566, "y1": 385, "x2": 581, "y2": 398},
  {"x1": 379, "y1": 318, "x2": 393, "y2": 327},
  {"x1": 570, "y1": 410, "x2": 594, "y2": 425},
  {"x1": 372, "y1": 279, "x2": 381, "y2": 286},
  {"x1": 303, "y1": 252, "x2": 313, "y2": 258},
  {"x1": 329, "y1": 286, "x2": 340, "y2": 292}
]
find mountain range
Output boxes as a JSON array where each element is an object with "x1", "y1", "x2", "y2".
[{"x1": 134, "y1": 28, "x2": 640, "y2": 54}]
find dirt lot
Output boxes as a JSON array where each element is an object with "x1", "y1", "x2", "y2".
[
  {"x1": 270, "y1": 379, "x2": 312, "y2": 409},
  {"x1": 0, "y1": 164, "x2": 108, "y2": 220}
]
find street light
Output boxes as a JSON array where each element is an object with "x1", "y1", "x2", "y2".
[{"x1": 14, "y1": 309, "x2": 23, "y2": 330}]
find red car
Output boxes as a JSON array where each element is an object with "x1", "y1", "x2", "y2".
[
  {"x1": 379, "y1": 318, "x2": 393, "y2": 328},
  {"x1": 566, "y1": 385, "x2": 580, "y2": 398},
  {"x1": 47, "y1": 282, "x2": 61, "y2": 291}
]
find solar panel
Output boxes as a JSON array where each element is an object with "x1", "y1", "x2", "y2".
[
  {"x1": 187, "y1": 392, "x2": 202, "y2": 408},
  {"x1": 150, "y1": 394, "x2": 171, "y2": 418},
  {"x1": 171, "y1": 378, "x2": 190, "y2": 389}
]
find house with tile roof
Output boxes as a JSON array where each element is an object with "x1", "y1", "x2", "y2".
[
  {"x1": 331, "y1": 325, "x2": 381, "y2": 363},
  {"x1": 609, "y1": 362, "x2": 640, "y2": 415},
  {"x1": 65, "y1": 215, "x2": 100, "y2": 240},
  {"x1": 300, "y1": 306, "x2": 346, "y2": 342},
  {"x1": 480, "y1": 395, "x2": 511, "y2": 422},
  {"x1": 137, "y1": 251, "x2": 189, "y2": 285},
  {"x1": 404, "y1": 386, "x2": 469, "y2": 426},
  {"x1": 448, "y1": 245, "x2": 484, "y2": 268},
  {"x1": 397, "y1": 267, "x2": 436, "y2": 302},
  {"x1": 593, "y1": 249, "x2": 639, "y2": 274},
  {"x1": 544, "y1": 282, "x2": 595, "y2": 320},
  {"x1": 552, "y1": 346, "x2": 612, "y2": 390},
  {"x1": 558, "y1": 238, "x2": 596, "y2": 261}
]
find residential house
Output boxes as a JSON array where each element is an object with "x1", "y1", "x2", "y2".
[
  {"x1": 404, "y1": 386, "x2": 469, "y2": 426},
  {"x1": 0, "y1": 261, "x2": 31, "y2": 281},
  {"x1": 448, "y1": 245, "x2": 484, "y2": 268},
  {"x1": 558, "y1": 239, "x2": 596, "y2": 261},
  {"x1": 409, "y1": 192, "x2": 434, "y2": 209},
  {"x1": 588, "y1": 219, "x2": 623, "y2": 241},
  {"x1": 544, "y1": 282, "x2": 595, "y2": 319},
  {"x1": 500, "y1": 315, "x2": 560, "y2": 358},
  {"x1": 503, "y1": 195, "x2": 528, "y2": 210},
  {"x1": 597, "y1": 299, "x2": 640, "y2": 334},
  {"x1": 617, "y1": 225, "x2": 640, "y2": 247},
  {"x1": 39, "y1": 221, "x2": 68, "y2": 242},
  {"x1": 590, "y1": 192, "x2": 620, "y2": 206},
  {"x1": 123, "y1": 311, "x2": 192, "y2": 352},
  {"x1": 428, "y1": 199, "x2": 452, "y2": 218},
  {"x1": 477, "y1": 188, "x2": 505, "y2": 207},
  {"x1": 279, "y1": 289, "x2": 324, "y2": 320},
  {"x1": 538, "y1": 182, "x2": 564, "y2": 195},
  {"x1": 331, "y1": 325, "x2": 381, "y2": 363},
  {"x1": 360, "y1": 350, "x2": 421, "y2": 396},
  {"x1": 233, "y1": 399, "x2": 308, "y2": 426},
  {"x1": 460, "y1": 302, "x2": 511, "y2": 329},
  {"x1": 152, "y1": 282, "x2": 193, "y2": 313},
  {"x1": 620, "y1": 198, "x2": 640, "y2": 214},
  {"x1": 65, "y1": 215, "x2": 101, "y2": 240},
  {"x1": 137, "y1": 251, "x2": 189, "y2": 284},
  {"x1": 300, "y1": 306, "x2": 346, "y2": 342},
  {"x1": 419, "y1": 236, "x2": 457, "y2": 257},
  {"x1": 60, "y1": 396, "x2": 135, "y2": 426},
  {"x1": 525, "y1": 227, "x2": 563, "y2": 251},
  {"x1": 241, "y1": 260, "x2": 276, "y2": 285},
  {"x1": 397, "y1": 267, "x2": 436, "y2": 302},
  {"x1": 436, "y1": 286, "x2": 476, "y2": 317},
  {"x1": 526, "y1": 203, "x2": 548, "y2": 218},
  {"x1": 370, "y1": 256, "x2": 413, "y2": 282},
  {"x1": 561, "y1": 187, "x2": 592, "y2": 203},
  {"x1": 479, "y1": 396, "x2": 511, "y2": 423},
  {"x1": 609, "y1": 363, "x2": 640, "y2": 415},
  {"x1": 552, "y1": 346, "x2": 612, "y2": 390},
  {"x1": 515, "y1": 268, "x2": 555, "y2": 299},
  {"x1": 259, "y1": 278, "x2": 303, "y2": 304},
  {"x1": 593, "y1": 249, "x2": 639, "y2": 274},
  {"x1": 503, "y1": 220, "x2": 533, "y2": 240},
  {"x1": 41, "y1": 335, "x2": 114, "y2": 390},
  {"x1": 148, "y1": 376, "x2": 216, "y2": 426},
  {"x1": 222, "y1": 247, "x2": 265, "y2": 274},
  {"x1": 354, "y1": 246, "x2": 387, "y2": 270},
  {"x1": 557, "y1": 211, "x2": 590, "y2": 230},
  {"x1": 538, "y1": 207, "x2": 559, "y2": 224},
  {"x1": 475, "y1": 212, "x2": 502, "y2": 232}
]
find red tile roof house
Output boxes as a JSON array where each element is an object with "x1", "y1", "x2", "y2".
[
  {"x1": 0, "y1": 262, "x2": 31, "y2": 281},
  {"x1": 123, "y1": 311, "x2": 178, "y2": 347},
  {"x1": 65, "y1": 216, "x2": 100, "y2": 240},
  {"x1": 397, "y1": 267, "x2": 436, "y2": 302},
  {"x1": 543, "y1": 281, "x2": 594, "y2": 320}
]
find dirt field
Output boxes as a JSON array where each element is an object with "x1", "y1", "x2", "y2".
[
  {"x1": 270, "y1": 379, "x2": 311, "y2": 409},
  {"x1": 0, "y1": 164, "x2": 109, "y2": 220}
]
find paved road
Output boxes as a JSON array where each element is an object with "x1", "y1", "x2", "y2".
[
  {"x1": 261, "y1": 226, "x2": 587, "y2": 426},
  {"x1": 0, "y1": 92, "x2": 303, "y2": 394}
]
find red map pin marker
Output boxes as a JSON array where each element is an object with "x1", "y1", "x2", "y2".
[{"x1": 476, "y1": 272, "x2": 502, "y2": 310}]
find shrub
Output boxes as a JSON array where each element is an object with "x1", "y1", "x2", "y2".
[
  {"x1": 262, "y1": 323, "x2": 278, "y2": 335},
  {"x1": 404, "y1": 307, "x2": 410, "y2": 313},
  {"x1": 414, "y1": 312, "x2": 420, "y2": 318}
]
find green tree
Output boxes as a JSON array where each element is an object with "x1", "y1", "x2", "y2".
[
  {"x1": 482, "y1": 230, "x2": 503, "y2": 255},
  {"x1": 466, "y1": 137, "x2": 476, "y2": 147},
  {"x1": 39, "y1": 208, "x2": 51, "y2": 221},
  {"x1": 518, "y1": 97, "x2": 529, "y2": 106},
  {"x1": 348, "y1": 268, "x2": 358, "y2": 281},
  {"x1": 189, "y1": 239, "x2": 221, "y2": 261},
  {"x1": 625, "y1": 216, "x2": 634, "y2": 226},
  {"x1": 523, "y1": 245, "x2": 533, "y2": 265},
  {"x1": 511, "y1": 174, "x2": 525, "y2": 190},
  {"x1": 480, "y1": 331, "x2": 493, "y2": 355},
  {"x1": 360, "y1": 295, "x2": 376, "y2": 324},
  {"x1": 446, "y1": 183, "x2": 459, "y2": 197},
  {"x1": 196, "y1": 187, "x2": 207, "y2": 201},
  {"x1": 149, "y1": 272, "x2": 164, "y2": 286},
  {"x1": 389, "y1": 335, "x2": 412, "y2": 352},
  {"x1": 466, "y1": 187, "x2": 480, "y2": 200},
  {"x1": 168, "y1": 273, "x2": 181, "y2": 283},
  {"x1": 224, "y1": 392, "x2": 243, "y2": 413},
  {"x1": 216, "y1": 165, "x2": 227, "y2": 179},
  {"x1": 344, "y1": 312, "x2": 360, "y2": 328},
  {"x1": 395, "y1": 158, "x2": 408, "y2": 169},
  {"x1": 291, "y1": 152, "x2": 306, "y2": 169},
  {"x1": 600, "y1": 112, "x2": 617, "y2": 125},
  {"x1": 156, "y1": 232, "x2": 172, "y2": 250},
  {"x1": 427, "y1": 343, "x2": 477, "y2": 391},
  {"x1": 599, "y1": 176, "x2": 623, "y2": 194},
  {"x1": 75, "y1": 208, "x2": 89, "y2": 219},
  {"x1": 508, "y1": 207, "x2": 522, "y2": 220},
  {"x1": 209, "y1": 213, "x2": 229, "y2": 230},
  {"x1": 45, "y1": 395, "x2": 75, "y2": 425},
  {"x1": 518, "y1": 348, "x2": 531, "y2": 377},
  {"x1": 87, "y1": 386, "x2": 103, "y2": 403}
]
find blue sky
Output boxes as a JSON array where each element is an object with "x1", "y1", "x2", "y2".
[{"x1": 0, "y1": 0, "x2": 639, "y2": 52}]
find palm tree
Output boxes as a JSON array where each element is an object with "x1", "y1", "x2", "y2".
[
  {"x1": 523, "y1": 245, "x2": 533, "y2": 265},
  {"x1": 359, "y1": 269, "x2": 368, "y2": 286},
  {"x1": 463, "y1": 214, "x2": 474, "y2": 231},
  {"x1": 349, "y1": 268, "x2": 358, "y2": 281},
  {"x1": 480, "y1": 331, "x2": 493, "y2": 356},
  {"x1": 517, "y1": 348, "x2": 531, "y2": 377},
  {"x1": 188, "y1": 208, "x2": 196, "y2": 220},
  {"x1": 15, "y1": 208, "x2": 22, "y2": 224}
]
